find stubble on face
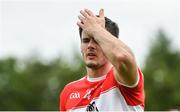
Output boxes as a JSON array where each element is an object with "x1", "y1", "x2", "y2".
[
  {"x1": 85, "y1": 57, "x2": 107, "y2": 69},
  {"x1": 86, "y1": 62, "x2": 100, "y2": 69}
]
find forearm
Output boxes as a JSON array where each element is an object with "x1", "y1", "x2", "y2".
[
  {"x1": 93, "y1": 26, "x2": 133, "y2": 65},
  {"x1": 93, "y1": 26, "x2": 138, "y2": 86}
]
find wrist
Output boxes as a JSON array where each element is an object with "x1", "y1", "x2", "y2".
[{"x1": 91, "y1": 25, "x2": 106, "y2": 37}]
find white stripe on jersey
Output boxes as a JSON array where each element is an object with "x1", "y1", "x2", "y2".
[{"x1": 69, "y1": 87, "x2": 144, "y2": 111}]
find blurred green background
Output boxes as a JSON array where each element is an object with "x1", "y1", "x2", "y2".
[{"x1": 0, "y1": 29, "x2": 179, "y2": 110}]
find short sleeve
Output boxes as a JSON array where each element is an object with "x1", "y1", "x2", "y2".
[
  {"x1": 60, "y1": 85, "x2": 70, "y2": 111},
  {"x1": 117, "y1": 68, "x2": 145, "y2": 107}
]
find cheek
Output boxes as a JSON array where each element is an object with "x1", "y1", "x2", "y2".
[{"x1": 98, "y1": 51, "x2": 107, "y2": 60}]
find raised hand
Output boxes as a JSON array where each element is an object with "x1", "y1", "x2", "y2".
[{"x1": 77, "y1": 9, "x2": 105, "y2": 37}]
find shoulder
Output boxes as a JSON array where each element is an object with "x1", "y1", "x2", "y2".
[
  {"x1": 60, "y1": 76, "x2": 86, "y2": 100},
  {"x1": 66, "y1": 76, "x2": 86, "y2": 88},
  {"x1": 107, "y1": 66, "x2": 144, "y2": 95},
  {"x1": 60, "y1": 76, "x2": 87, "y2": 111},
  {"x1": 110, "y1": 66, "x2": 144, "y2": 88},
  {"x1": 61, "y1": 76, "x2": 86, "y2": 94},
  {"x1": 117, "y1": 67, "x2": 145, "y2": 107}
]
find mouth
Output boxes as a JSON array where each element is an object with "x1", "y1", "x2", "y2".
[{"x1": 86, "y1": 52, "x2": 96, "y2": 59}]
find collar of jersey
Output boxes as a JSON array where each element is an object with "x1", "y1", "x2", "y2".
[{"x1": 87, "y1": 75, "x2": 107, "y2": 82}]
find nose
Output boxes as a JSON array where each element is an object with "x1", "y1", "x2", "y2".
[{"x1": 87, "y1": 39, "x2": 96, "y2": 50}]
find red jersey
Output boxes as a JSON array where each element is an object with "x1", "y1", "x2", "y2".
[{"x1": 60, "y1": 67, "x2": 144, "y2": 111}]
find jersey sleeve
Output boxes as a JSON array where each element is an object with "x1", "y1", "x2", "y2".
[
  {"x1": 60, "y1": 88, "x2": 66, "y2": 111},
  {"x1": 117, "y1": 68, "x2": 144, "y2": 107},
  {"x1": 60, "y1": 85, "x2": 70, "y2": 111}
]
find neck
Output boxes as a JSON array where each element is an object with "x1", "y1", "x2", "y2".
[{"x1": 86, "y1": 62, "x2": 112, "y2": 78}]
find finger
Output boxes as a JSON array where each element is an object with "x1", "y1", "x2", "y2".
[
  {"x1": 99, "y1": 9, "x2": 104, "y2": 18},
  {"x1": 78, "y1": 15, "x2": 85, "y2": 22},
  {"x1": 80, "y1": 10, "x2": 88, "y2": 18},
  {"x1": 77, "y1": 21, "x2": 84, "y2": 29},
  {"x1": 84, "y1": 9, "x2": 95, "y2": 17}
]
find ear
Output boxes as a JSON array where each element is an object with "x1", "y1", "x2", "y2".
[
  {"x1": 80, "y1": 43, "x2": 83, "y2": 53},
  {"x1": 80, "y1": 48, "x2": 84, "y2": 58}
]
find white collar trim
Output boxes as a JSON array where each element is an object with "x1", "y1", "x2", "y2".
[{"x1": 87, "y1": 75, "x2": 106, "y2": 82}]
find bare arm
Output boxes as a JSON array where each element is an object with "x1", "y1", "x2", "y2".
[{"x1": 77, "y1": 9, "x2": 138, "y2": 87}]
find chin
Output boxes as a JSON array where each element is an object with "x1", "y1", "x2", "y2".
[{"x1": 86, "y1": 61, "x2": 99, "y2": 69}]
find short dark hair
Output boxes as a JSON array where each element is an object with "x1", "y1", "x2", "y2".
[{"x1": 79, "y1": 17, "x2": 119, "y2": 38}]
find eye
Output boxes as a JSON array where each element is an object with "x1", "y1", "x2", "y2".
[{"x1": 82, "y1": 38, "x2": 90, "y2": 43}]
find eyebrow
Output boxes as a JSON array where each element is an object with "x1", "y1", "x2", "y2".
[{"x1": 82, "y1": 37, "x2": 90, "y2": 39}]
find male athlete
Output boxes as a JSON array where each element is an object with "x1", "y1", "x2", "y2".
[{"x1": 60, "y1": 9, "x2": 144, "y2": 111}]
